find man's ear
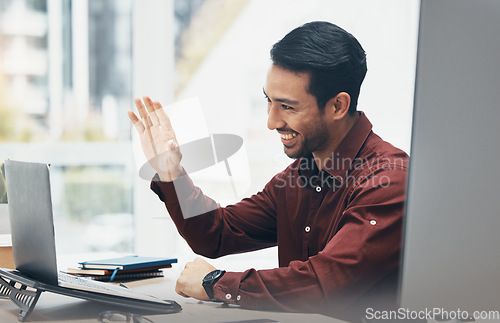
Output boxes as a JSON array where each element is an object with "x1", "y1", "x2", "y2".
[{"x1": 325, "y1": 92, "x2": 351, "y2": 120}]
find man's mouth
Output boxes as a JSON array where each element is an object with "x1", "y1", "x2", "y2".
[
  {"x1": 280, "y1": 133, "x2": 297, "y2": 140},
  {"x1": 279, "y1": 131, "x2": 298, "y2": 147}
]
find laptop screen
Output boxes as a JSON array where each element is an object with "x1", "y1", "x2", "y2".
[{"x1": 5, "y1": 160, "x2": 59, "y2": 285}]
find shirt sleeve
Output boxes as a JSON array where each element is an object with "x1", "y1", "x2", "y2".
[
  {"x1": 212, "y1": 164, "x2": 406, "y2": 316},
  {"x1": 150, "y1": 170, "x2": 280, "y2": 258}
]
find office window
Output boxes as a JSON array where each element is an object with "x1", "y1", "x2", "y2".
[
  {"x1": 51, "y1": 165, "x2": 134, "y2": 253},
  {"x1": 0, "y1": 0, "x2": 135, "y2": 255}
]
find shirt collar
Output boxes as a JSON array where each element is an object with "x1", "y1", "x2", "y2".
[{"x1": 298, "y1": 111, "x2": 373, "y2": 180}]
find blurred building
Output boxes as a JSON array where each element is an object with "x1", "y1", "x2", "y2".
[
  {"x1": 0, "y1": 0, "x2": 48, "y2": 118},
  {"x1": 0, "y1": 0, "x2": 133, "y2": 141}
]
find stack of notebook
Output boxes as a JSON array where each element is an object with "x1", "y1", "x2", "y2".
[{"x1": 65, "y1": 256, "x2": 178, "y2": 282}]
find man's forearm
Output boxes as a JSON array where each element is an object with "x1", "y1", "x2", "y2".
[{"x1": 150, "y1": 172, "x2": 277, "y2": 258}]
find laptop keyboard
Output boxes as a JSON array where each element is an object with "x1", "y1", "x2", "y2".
[
  {"x1": 58, "y1": 271, "x2": 167, "y2": 304},
  {"x1": 58, "y1": 272, "x2": 121, "y2": 292}
]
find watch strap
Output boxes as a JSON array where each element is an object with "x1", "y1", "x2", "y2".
[{"x1": 203, "y1": 269, "x2": 226, "y2": 301}]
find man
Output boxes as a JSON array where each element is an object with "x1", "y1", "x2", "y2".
[{"x1": 128, "y1": 21, "x2": 408, "y2": 322}]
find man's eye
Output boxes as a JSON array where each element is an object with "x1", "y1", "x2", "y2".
[{"x1": 282, "y1": 104, "x2": 293, "y2": 110}]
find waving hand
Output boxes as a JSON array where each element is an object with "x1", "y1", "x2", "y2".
[{"x1": 128, "y1": 96, "x2": 183, "y2": 182}]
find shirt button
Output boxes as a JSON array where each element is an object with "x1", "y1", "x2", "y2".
[
  {"x1": 236, "y1": 295, "x2": 241, "y2": 301},
  {"x1": 370, "y1": 220, "x2": 377, "y2": 225},
  {"x1": 315, "y1": 186, "x2": 322, "y2": 192},
  {"x1": 305, "y1": 226, "x2": 311, "y2": 232},
  {"x1": 225, "y1": 293, "x2": 232, "y2": 300}
]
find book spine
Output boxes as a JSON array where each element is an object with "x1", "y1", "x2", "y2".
[
  {"x1": 68, "y1": 264, "x2": 172, "y2": 276},
  {"x1": 80, "y1": 271, "x2": 164, "y2": 282},
  {"x1": 79, "y1": 264, "x2": 123, "y2": 270}
]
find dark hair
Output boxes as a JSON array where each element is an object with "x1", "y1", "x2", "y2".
[{"x1": 270, "y1": 21, "x2": 367, "y2": 114}]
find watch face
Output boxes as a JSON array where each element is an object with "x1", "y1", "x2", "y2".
[
  {"x1": 205, "y1": 271, "x2": 216, "y2": 281},
  {"x1": 204, "y1": 270, "x2": 223, "y2": 283}
]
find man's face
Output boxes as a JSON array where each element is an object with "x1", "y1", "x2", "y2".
[{"x1": 264, "y1": 64, "x2": 330, "y2": 159}]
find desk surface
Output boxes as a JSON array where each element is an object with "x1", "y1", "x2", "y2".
[{"x1": 0, "y1": 273, "x2": 343, "y2": 323}]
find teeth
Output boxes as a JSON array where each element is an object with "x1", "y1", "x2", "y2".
[{"x1": 280, "y1": 133, "x2": 297, "y2": 140}]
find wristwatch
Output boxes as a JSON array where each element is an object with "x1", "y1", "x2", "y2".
[{"x1": 202, "y1": 269, "x2": 226, "y2": 301}]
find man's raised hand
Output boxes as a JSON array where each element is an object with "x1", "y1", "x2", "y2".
[{"x1": 128, "y1": 96, "x2": 183, "y2": 182}]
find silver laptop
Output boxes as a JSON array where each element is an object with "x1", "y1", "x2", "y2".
[{"x1": 4, "y1": 159, "x2": 169, "y2": 304}]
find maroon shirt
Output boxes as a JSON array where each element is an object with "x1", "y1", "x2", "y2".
[{"x1": 151, "y1": 113, "x2": 408, "y2": 320}]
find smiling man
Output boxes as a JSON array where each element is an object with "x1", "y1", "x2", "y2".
[{"x1": 129, "y1": 21, "x2": 409, "y2": 322}]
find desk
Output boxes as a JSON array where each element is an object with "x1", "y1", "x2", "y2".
[{"x1": 0, "y1": 274, "x2": 343, "y2": 322}]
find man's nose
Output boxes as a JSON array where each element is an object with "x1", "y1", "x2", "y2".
[{"x1": 267, "y1": 104, "x2": 285, "y2": 130}]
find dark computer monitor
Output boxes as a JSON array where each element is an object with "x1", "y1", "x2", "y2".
[{"x1": 399, "y1": 0, "x2": 500, "y2": 316}]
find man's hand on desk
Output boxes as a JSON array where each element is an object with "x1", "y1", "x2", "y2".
[
  {"x1": 175, "y1": 257, "x2": 216, "y2": 301},
  {"x1": 128, "y1": 96, "x2": 183, "y2": 182}
]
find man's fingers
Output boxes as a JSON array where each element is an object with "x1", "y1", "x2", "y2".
[
  {"x1": 149, "y1": 108, "x2": 161, "y2": 127},
  {"x1": 134, "y1": 98, "x2": 148, "y2": 120},
  {"x1": 154, "y1": 101, "x2": 178, "y2": 141},
  {"x1": 145, "y1": 115, "x2": 153, "y2": 128},
  {"x1": 128, "y1": 110, "x2": 145, "y2": 134},
  {"x1": 127, "y1": 110, "x2": 139, "y2": 123},
  {"x1": 143, "y1": 96, "x2": 155, "y2": 114},
  {"x1": 134, "y1": 97, "x2": 156, "y2": 147}
]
